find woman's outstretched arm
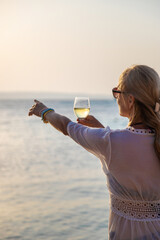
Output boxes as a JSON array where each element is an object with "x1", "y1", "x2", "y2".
[
  {"x1": 28, "y1": 99, "x2": 71, "y2": 135},
  {"x1": 28, "y1": 100, "x2": 105, "y2": 135}
]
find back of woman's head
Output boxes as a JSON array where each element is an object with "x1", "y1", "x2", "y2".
[{"x1": 119, "y1": 64, "x2": 160, "y2": 158}]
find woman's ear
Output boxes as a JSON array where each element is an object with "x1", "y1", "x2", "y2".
[{"x1": 128, "y1": 95, "x2": 135, "y2": 109}]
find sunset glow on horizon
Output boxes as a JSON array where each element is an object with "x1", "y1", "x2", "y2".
[{"x1": 0, "y1": 0, "x2": 160, "y2": 95}]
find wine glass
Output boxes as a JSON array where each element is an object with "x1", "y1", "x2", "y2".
[{"x1": 74, "y1": 97, "x2": 90, "y2": 119}]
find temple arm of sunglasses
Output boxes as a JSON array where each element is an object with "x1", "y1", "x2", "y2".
[{"x1": 112, "y1": 90, "x2": 121, "y2": 93}]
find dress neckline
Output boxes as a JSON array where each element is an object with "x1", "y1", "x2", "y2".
[{"x1": 126, "y1": 126, "x2": 155, "y2": 135}]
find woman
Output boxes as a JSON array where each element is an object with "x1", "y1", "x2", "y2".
[{"x1": 28, "y1": 65, "x2": 160, "y2": 239}]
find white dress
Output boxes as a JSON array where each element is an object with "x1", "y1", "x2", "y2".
[{"x1": 67, "y1": 122, "x2": 160, "y2": 240}]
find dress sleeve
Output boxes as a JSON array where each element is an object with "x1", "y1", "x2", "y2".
[{"x1": 67, "y1": 121, "x2": 111, "y2": 173}]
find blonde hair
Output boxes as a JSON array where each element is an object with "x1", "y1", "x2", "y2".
[{"x1": 119, "y1": 65, "x2": 160, "y2": 159}]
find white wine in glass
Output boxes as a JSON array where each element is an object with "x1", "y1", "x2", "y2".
[{"x1": 74, "y1": 97, "x2": 90, "y2": 119}]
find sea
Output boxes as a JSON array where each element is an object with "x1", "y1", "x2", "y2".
[{"x1": 0, "y1": 95, "x2": 128, "y2": 240}]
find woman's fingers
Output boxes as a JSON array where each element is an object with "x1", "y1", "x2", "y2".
[
  {"x1": 28, "y1": 110, "x2": 33, "y2": 116},
  {"x1": 28, "y1": 107, "x2": 34, "y2": 116},
  {"x1": 34, "y1": 99, "x2": 40, "y2": 104},
  {"x1": 77, "y1": 116, "x2": 92, "y2": 125},
  {"x1": 77, "y1": 115, "x2": 104, "y2": 128}
]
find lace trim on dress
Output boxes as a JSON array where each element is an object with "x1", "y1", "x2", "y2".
[
  {"x1": 126, "y1": 127, "x2": 155, "y2": 135},
  {"x1": 110, "y1": 195, "x2": 160, "y2": 222}
]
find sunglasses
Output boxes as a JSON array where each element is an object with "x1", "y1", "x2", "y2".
[{"x1": 112, "y1": 87, "x2": 126, "y2": 99}]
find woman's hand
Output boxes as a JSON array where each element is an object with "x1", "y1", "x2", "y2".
[
  {"x1": 77, "y1": 115, "x2": 104, "y2": 128},
  {"x1": 28, "y1": 99, "x2": 48, "y2": 117}
]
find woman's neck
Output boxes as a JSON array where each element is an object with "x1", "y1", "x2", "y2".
[{"x1": 128, "y1": 119, "x2": 149, "y2": 129}]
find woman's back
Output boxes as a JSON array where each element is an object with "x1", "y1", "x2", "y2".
[
  {"x1": 109, "y1": 127, "x2": 160, "y2": 201},
  {"x1": 105, "y1": 127, "x2": 160, "y2": 239}
]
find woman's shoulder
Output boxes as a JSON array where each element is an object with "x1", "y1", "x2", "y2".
[
  {"x1": 109, "y1": 127, "x2": 155, "y2": 144},
  {"x1": 109, "y1": 127, "x2": 128, "y2": 135}
]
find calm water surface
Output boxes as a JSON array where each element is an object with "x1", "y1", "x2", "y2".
[{"x1": 0, "y1": 98, "x2": 128, "y2": 240}]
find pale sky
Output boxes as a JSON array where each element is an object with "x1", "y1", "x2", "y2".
[{"x1": 0, "y1": 0, "x2": 160, "y2": 96}]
